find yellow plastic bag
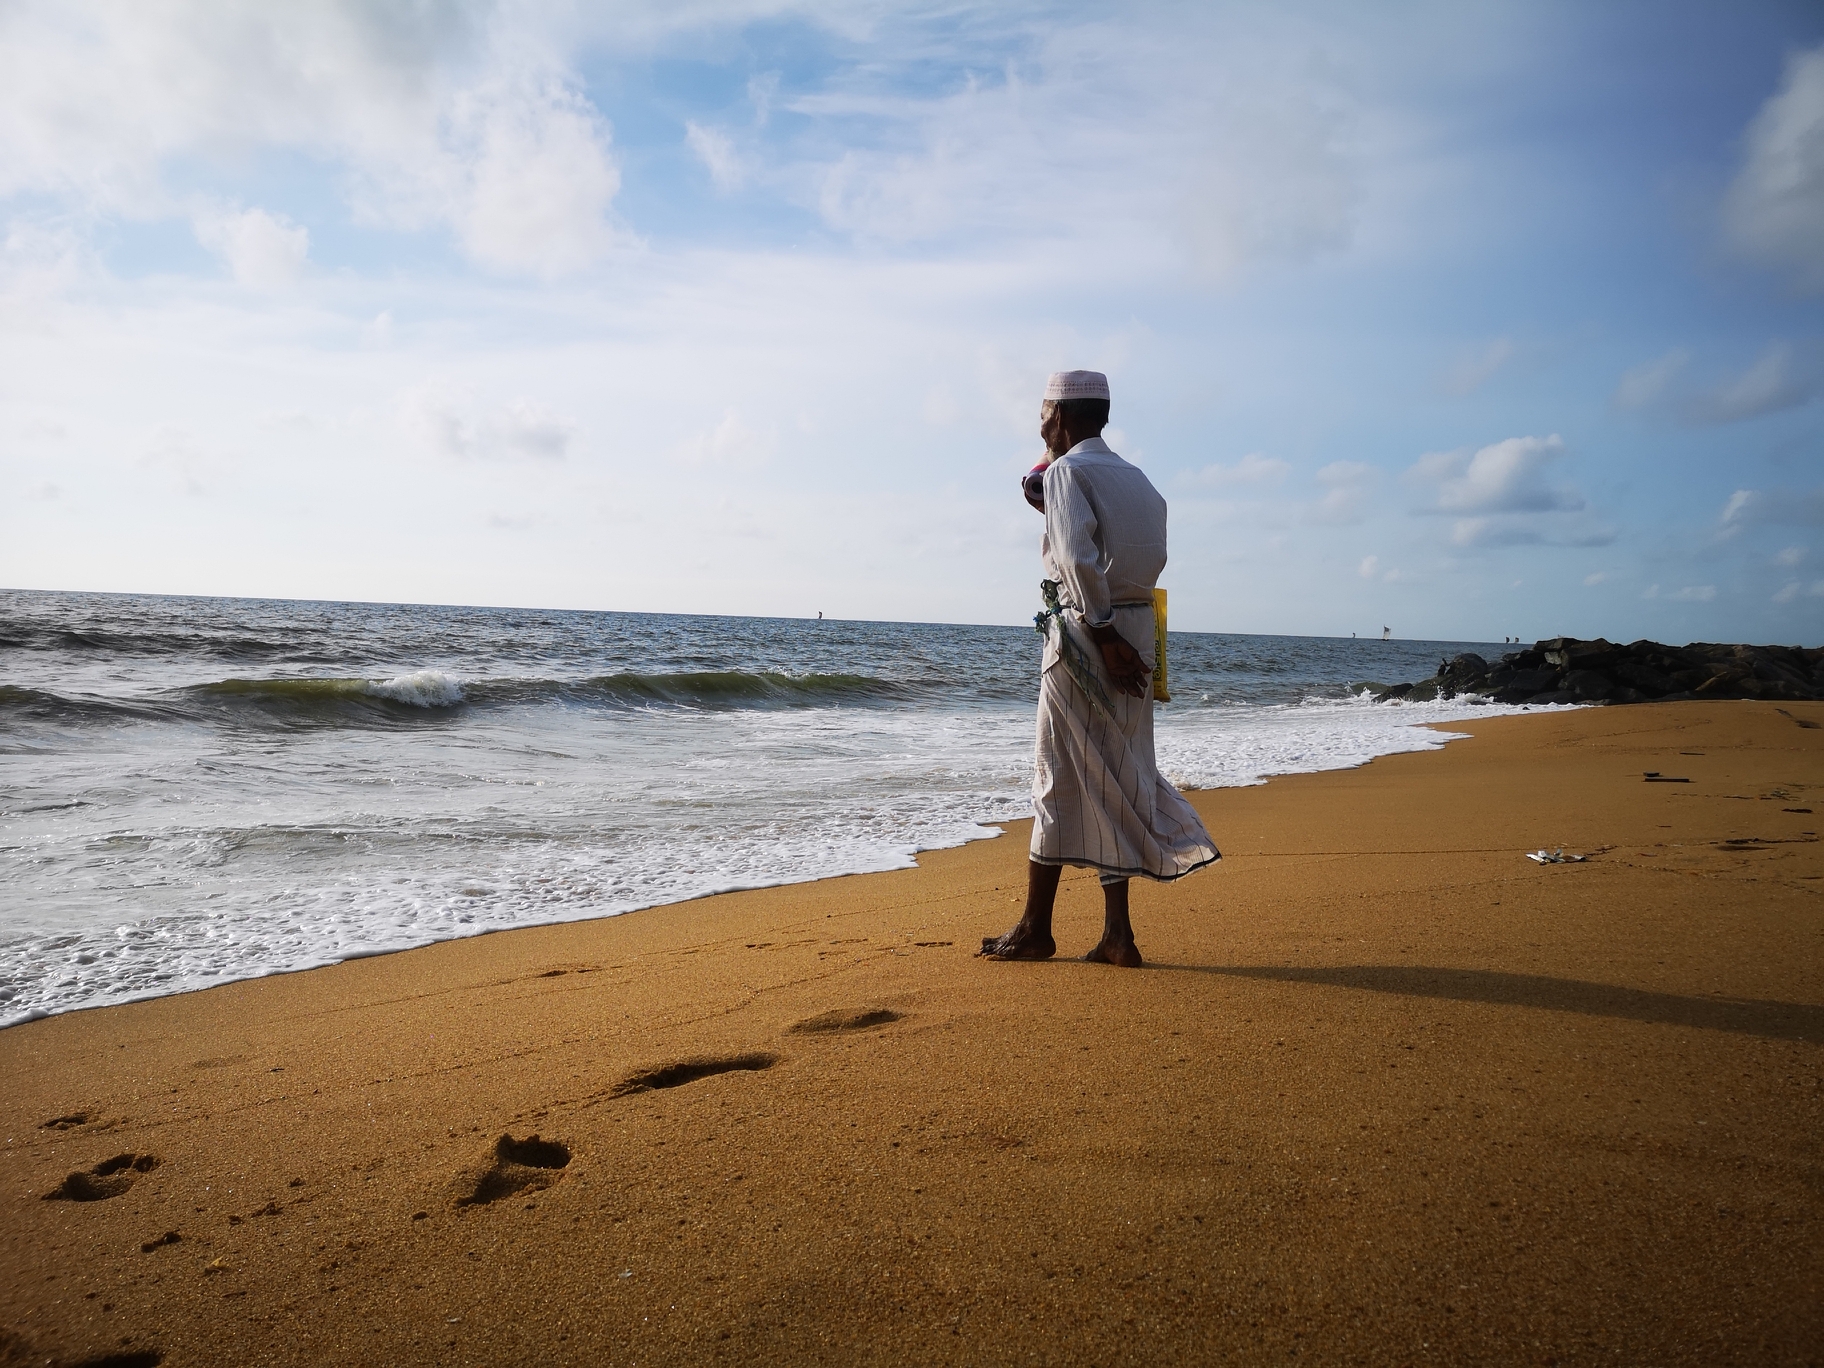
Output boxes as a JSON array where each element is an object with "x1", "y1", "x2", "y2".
[{"x1": 1151, "y1": 588, "x2": 1170, "y2": 702}]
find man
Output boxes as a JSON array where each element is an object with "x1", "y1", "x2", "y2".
[{"x1": 980, "y1": 370, "x2": 1219, "y2": 968}]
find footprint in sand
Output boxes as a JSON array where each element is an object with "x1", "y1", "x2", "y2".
[
  {"x1": 453, "y1": 1134, "x2": 572, "y2": 1208},
  {"x1": 608, "y1": 1053, "x2": 778, "y2": 1098},
  {"x1": 787, "y1": 1008, "x2": 902, "y2": 1035},
  {"x1": 40, "y1": 1112, "x2": 94, "y2": 1130},
  {"x1": 42, "y1": 1154, "x2": 160, "y2": 1202}
]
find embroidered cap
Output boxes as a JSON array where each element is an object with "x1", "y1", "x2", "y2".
[{"x1": 1043, "y1": 370, "x2": 1110, "y2": 402}]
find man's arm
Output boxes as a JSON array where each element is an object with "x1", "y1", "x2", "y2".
[
  {"x1": 1042, "y1": 462, "x2": 1111, "y2": 626},
  {"x1": 1086, "y1": 622, "x2": 1150, "y2": 697},
  {"x1": 1043, "y1": 464, "x2": 1150, "y2": 698}
]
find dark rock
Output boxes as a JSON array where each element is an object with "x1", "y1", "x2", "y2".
[
  {"x1": 1435, "y1": 653, "x2": 1489, "y2": 698},
  {"x1": 1753, "y1": 657, "x2": 1810, "y2": 688},
  {"x1": 1562, "y1": 669, "x2": 1616, "y2": 701},
  {"x1": 1610, "y1": 661, "x2": 1679, "y2": 697},
  {"x1": 1489, "y1": 685, "x2": 1541, "y2": 704},
  {"x1": 1516, "y1": 666, "x2": 1563, "y2": 693},
  {"x1": 1366, "y1": 635, "x2": 1823, "y2": 709},
  {"x1": 1540, "y1": 637, "x2": 1623, "y2": 671},
  {"x1": 1695, "y1": 669, "x2": 1750, "y2": 695}
]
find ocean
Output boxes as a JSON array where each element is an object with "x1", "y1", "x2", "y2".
[{"x1": 1, "y1": 589, "x2": 1548, "y2": 1027}]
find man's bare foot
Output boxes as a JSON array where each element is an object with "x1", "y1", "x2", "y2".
[
  {"x1": 1083, "y1": 935, "x2": 1143, "y2": 968},
  {"x1": 977, "y1": 924, "x2": 1056, "y2": 960}
]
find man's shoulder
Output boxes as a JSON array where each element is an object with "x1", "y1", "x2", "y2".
[
  {"x1": 1051, "y1": 440, "x2": 1132, "y2": 475},
  {"x1": 1052, "y1": 446, "x2": 1160, "y2": 496}
]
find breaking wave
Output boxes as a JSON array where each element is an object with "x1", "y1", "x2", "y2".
[
  {"x1": 475, "y1": 670, "x2": 910, "y2": 709},
  {"x1": 3, "y1": 669, "x2": 913, "y2": 731},
  {"x1": 195, "y1": 670, "x2": 467, "y2": 709}
]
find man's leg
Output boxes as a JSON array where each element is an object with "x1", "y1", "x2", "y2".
[
  {"x1": 978, "y1": 860, "x2": 1062, "y2": 960},
  {"x1": 1084, "y1": 877, "x2": 1143, "y2": 967}
]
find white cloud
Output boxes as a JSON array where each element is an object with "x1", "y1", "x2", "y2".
[
  {"x1": 1612, "y1": 349, "x2": 1689, "y2": 411},
  {"x1": 1441, "y1": 336, "x2": 1515, "y2": 396},
  {"x1": 1449, "y1": 517, "x2": 1542, "y2": 548},
  {"x1": 402, "y1": 384, "x2": 575, "y2": 462},
  {"x1": 1310, "y1": 460, "x2": 1376, "y2": 524},
  {"x1": 1409, "y1": 434, "x2": 1580, "y2": 515},
  {"x1": 1583, "y1": 571, "x2": 1606, "y2": 586},
  {"x1": 1773, "y1": 579, "x2": 1824, "y2": 602},
  {"x1": 1723, "y1": 43, "x2": 1824, "y2": 292},
  {"x1": 686, "y1": 121, "x2": 746, "y2": 192},
  {"x1": 1407, "y1": 436, "x2": 1614, "y2": 549},
  {"x1": 1459, "y1": 518, "x2": 1602, "y2": 548},
  {"x1": 0, "y1": 217, "x2": 97, "y2": 298},
  {"x1": 1721, "y1": 489, "x2": 1757, "y2": 526},
  {"x1": 1348, "y1": 554, "x2": 1407, "y2": 584},
  {"x1": 1776, "y1": 545, "x2": 1806, "y2": 567},
  {"x1": 191, "y1": 205, "x2": 308, "y2": 287},
  {"x1": 442, "y1": 73, "x2": 621, "y2": 277},
  {"x1": 672, "y1": 410, "x2": 775, "y2": 469},
  {"x1": 1669, "y1": 585, "x2": 1716, "y2": 603},
  {"x1": 1318, "y1": 460, "x2": 1375, "y2": 484},
  {"x1": 496, "y1": 402, "x2": 573, "y2": 460},
  {"x1": 0, "y1": 2, "x2": 622, "y2": 277},
  {"x1": 1721, "y1": 487, "x2": 1824, "y2": 529},
  {"x1": 1177, "y1": 86, "x2": 1359, "y2": 281},
  {"x1": 1187, "y1": 452, "x2": 1289, "y2": 487},
  {"x1": 748, "y1": 72, "x2": 781, "y2": 126},
  {"x1": 798, "y1": 16, "x2": 1365, "y2": 279},
  {"x1": 1614, "y1": 343, "x2": 1823, "y2": 425},
  {"x1": 139, "y1": 426, "x2": 211, "y2": 495},
  {"x1": 1682, "y1": 340, "x2": 1824, "y2": 425}
]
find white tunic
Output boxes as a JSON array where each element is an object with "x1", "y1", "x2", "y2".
[{"x1": 1031, "y1": 438, "x2": 1219, "y2": 882}]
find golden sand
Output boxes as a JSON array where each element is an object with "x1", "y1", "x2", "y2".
[{"x1": 3, "y1": 701, "x2": 1820, "y2": 1366}]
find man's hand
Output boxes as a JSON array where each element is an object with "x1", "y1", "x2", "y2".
[{"x1": 1088, "y1": 623, "x2": 1151, "y2": 698}]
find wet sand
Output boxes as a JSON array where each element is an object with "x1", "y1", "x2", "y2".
[{"x1": 2, "y1": 700, "x2": 1820, "y2": 1367}]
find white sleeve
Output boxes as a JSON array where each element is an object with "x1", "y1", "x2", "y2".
[{"x1": 1042, "y1": 462, "x2": 1111, "y2": 627}]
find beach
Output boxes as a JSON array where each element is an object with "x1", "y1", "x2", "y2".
[
  {"x1": 0, "y1": 588, "x2": 1536, "y2": 1029},
  {"x1": 3, "y1": 699, "x2": 1820, "y2": 1365}
]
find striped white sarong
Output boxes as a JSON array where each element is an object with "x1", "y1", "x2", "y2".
[{"x1": 1030, "y1": 601, "x2": 1220, "y2": 882}]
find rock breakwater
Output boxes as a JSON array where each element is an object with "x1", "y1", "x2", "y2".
[{"x1": 1365, "y1": 637, "x2": 1824, "y2": 706}]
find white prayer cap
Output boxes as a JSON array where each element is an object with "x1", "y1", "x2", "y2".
[{"x1": 1043, "y1": 370, "x2": 1110, "y2": 402}]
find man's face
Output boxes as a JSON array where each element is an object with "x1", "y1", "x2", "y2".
[{"x1": 1039, "y1": 401, "x2": 1068, "y2": 457}]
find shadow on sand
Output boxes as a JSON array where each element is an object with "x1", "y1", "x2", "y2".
[{"x1": 1161, "y1": 964, "x2": 1824, "y2": 1044}]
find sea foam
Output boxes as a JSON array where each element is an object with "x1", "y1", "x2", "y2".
[
  {"x1": 365, "y1": 670, "x2": 466, "y2": 707},
  {"x1": 2, "y1": 587, "x2": 1546, "y2": 1028}
]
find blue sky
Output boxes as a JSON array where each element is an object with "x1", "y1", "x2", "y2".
[{"x1": 2, "y1": 0, "x2": 1821, "y2": 643}]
